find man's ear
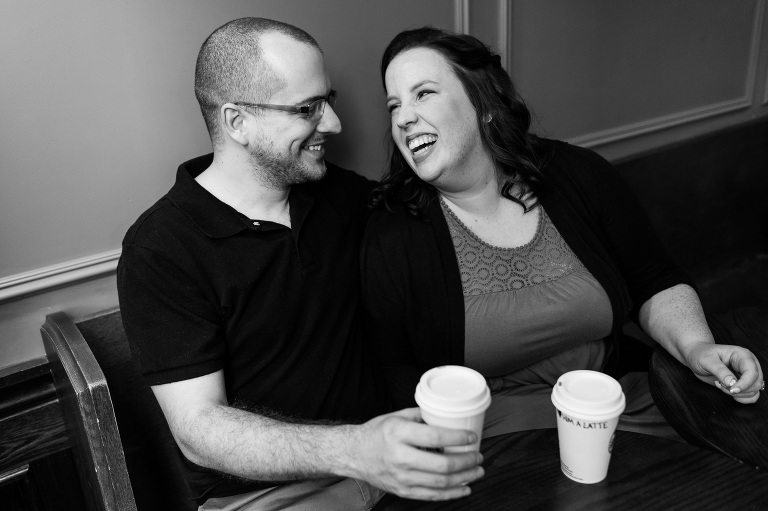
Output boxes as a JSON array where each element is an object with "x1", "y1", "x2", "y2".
[{"x1": 220, "y1": 103, "x2": 249, "y2": 146}]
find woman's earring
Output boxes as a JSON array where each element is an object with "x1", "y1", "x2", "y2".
[{"x1": 482, "y1": 113, "x2": 493, "y2": 124}]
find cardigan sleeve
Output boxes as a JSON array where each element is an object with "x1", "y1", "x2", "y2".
[
  {"x1": 551, "y1": 142, "x2": 694, "y2": 318},
  {"x1": 360, "y1": 210, "x2": 423, "y2": 409}
]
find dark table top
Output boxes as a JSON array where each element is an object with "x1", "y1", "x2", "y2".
[
  {"x1": 374, "y1": 428, "x2": 768, "y2": 510},
  {"x1": 649, "y1": 306, "x2": 768, "y2": 469}
]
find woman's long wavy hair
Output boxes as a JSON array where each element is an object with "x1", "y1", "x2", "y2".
[{"x1": 371, "y1": 27, "x2": 548, "y2": 216}]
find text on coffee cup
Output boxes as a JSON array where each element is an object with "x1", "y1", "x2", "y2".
[{"x1": 557, "y1": 410, "x2": 609, "y2": 429}]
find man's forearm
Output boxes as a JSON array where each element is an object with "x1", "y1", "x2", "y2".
[
  {"x1": 176, "y1": 402, "x2": 357, "y2": 482},
  {"x1": 152, "y1": 373, "x2": 486, "y2": 499}
]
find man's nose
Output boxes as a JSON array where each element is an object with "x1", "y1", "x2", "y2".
[{"x1": 317, "y1": 103, "x2": 342, "y2": 134}]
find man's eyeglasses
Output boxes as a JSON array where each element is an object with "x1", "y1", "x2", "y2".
[{"x1": 235, "y1": 90, "x2": 337, "y2": 121}]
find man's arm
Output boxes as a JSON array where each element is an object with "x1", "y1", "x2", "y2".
[{"x1": 152, "y1": 370, "x2": 485, "y2": 501}]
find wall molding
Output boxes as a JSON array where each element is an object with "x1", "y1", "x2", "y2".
[
  {"x1": 759, "y1": 0, "x2": 768, "y2": 105},
  {"x1": 0, "y1": 249, "x2": 121, "y2": 305},
  {"x1": 457, "y1": 0, "x2": 510, "y2": 67},
  {"x1": 567, "y1": 0, "x2": 765, "y2": 148},
  {"x1": 497, "y1": 0, "x2": 511, "y2": 71},
  {"x1": 763, "y1": 69, "x2": 768, "y2": 105},
  {"x1": 569, "y1": 97, "x2": 754, "y2": 148},
  {"x1": 454, "y1": 0, "x2": 469, "y2": 34},
  {"x1": 764, "y1": 83, "x2": 768, "y2": 106}
]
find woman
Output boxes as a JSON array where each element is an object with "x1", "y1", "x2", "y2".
[{"x1": 361, "y1": 27, "x2": 763, "y2": 438}]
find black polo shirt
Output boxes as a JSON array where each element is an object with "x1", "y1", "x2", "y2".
[{"x1": 117, "y1": 154, "x2": 388, "y2": 498}]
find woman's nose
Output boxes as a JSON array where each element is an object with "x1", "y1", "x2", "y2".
[{"x1": 395, "y1": 105, "x2": 417, "y2": 129}]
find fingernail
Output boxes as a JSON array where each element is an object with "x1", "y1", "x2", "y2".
[
  {"x1": 728, "y1": 379, "x2": 737, "y2": 387},
  {"x1": 730, "y1": 387, "x2": 741, "y2": 394},
  {"x1": 468, "y1": 433, "x2": 477, "y2": 443},
  {"x1": 715, "y1": 381, "x2": 722, "y2": 389}
]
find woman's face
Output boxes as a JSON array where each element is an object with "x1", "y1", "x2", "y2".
[{"x1": 385, "y1": 47, "x2": 492, "y2": 191}]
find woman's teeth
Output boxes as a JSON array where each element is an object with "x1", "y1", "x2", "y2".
[
  {"x1": 304, "y1": 144, "x2": 323, "y2": 151},
  {"x1": 408, "y1": 134, "x2": 437, "y2": 154}
]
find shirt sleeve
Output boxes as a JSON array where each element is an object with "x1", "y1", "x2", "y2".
[{"x1": 117, "y1": 243, "x2": 224, "y2": 385}]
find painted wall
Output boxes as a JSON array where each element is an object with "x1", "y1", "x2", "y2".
[
  {"x1": 0, "y1": 0, "x2": 454, "y2": 280},
  {"x1": 506, "y1": 0, "x2": 768, "y2": 161},
  {"x1": 2, "y1": 0, "x2": 767, "y2": 370},
  {"x1": 0, "y1": 0, "x2": 456, "y2": 369}
]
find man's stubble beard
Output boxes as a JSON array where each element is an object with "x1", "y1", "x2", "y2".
[{"x1": 248, "y1": 144, "x2": 326, "y2": 190}]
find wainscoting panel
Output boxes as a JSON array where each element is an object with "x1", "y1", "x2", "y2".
[
  {"x1": 0, "y1": 359, "x2": 86, "y2": 510},
  {"x1": 506, "y1": 0, "x2": 765, "y2": 148}
]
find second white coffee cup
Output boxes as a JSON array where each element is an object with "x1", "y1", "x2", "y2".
[
  {"x1": 415, "y1": 365, "x2": 491, "y2": 453},
  {"x1": 551, "y1": 370, "x2": 626, "y2": 484}
]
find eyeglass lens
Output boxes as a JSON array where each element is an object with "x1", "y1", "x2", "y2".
[{"x1": 310, "y1": 91, "x2": 336, "y2": 120}]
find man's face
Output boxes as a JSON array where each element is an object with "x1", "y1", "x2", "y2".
[{"x1": 246, "y1": 33, "x2": 341, "y2": 188}]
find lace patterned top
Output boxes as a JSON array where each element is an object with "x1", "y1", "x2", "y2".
[{"x1": 441, "y1": 198, "x2": 613, "y2": 377}]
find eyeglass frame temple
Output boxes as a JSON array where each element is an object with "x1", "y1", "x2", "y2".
[{"x1": 234, "y1": 89, "x2": 336, "y2": 117}]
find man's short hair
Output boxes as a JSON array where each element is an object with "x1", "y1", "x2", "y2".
[{"x1": 194, "y1": 17, "x2": 322, "y2": 147}]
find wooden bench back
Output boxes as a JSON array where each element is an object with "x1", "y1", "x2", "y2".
[
  {"x1": 42, "y1": 309, "x2": 195, "y2": 511},
  {"x1": 615, "y1": 118, "x2": 768, "y2": 312}
]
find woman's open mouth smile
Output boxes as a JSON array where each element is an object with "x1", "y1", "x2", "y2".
[{"x1": 407, "y1": 134, "x2": 437, "y2": 163}]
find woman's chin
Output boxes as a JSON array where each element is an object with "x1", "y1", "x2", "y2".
[
  {"x1": 409, "y1": 161, "x2": 442, "y2": 184},
  {"x1": 414, "y1": 170, "x2": 441, "y2": 185}
]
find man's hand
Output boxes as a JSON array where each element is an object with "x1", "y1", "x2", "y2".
[
  {"x1": 685, "y1": 343, "x2": 764, "y2": 404},
  {"x1": 341, "y1": 408, "x2": 485, "y2": 501},
  {"x1": 153, "y1": 374, "x2": 484, "y2": 497}
]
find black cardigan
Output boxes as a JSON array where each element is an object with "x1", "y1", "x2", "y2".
[{"x1": 361, "y1": 140, "x2": 693, "y2": 409}]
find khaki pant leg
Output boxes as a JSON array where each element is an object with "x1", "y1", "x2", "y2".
[{"x1": 199, "y1": 477, "x2": 386, "y2": 511}]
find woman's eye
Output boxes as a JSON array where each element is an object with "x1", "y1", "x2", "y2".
[
  {"x1": 387, "y1": 104, "x2": 399, "y2": 114},
  {"x1": 416, "y1": 90, "x2": 433, "y2": 100}
]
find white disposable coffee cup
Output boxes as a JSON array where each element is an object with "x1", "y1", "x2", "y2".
[
  {"x1": 415, "y1": 365, "x2": 491, "y2": 453},
  {"x1": 550, "y1": 370, "x2": 626, "y2": 484}
]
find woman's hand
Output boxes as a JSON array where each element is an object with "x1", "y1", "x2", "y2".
[
  {"x1": 639, "y1": 284, "x2": 764, "y2": 404},
  {"x1": 685, "y1": 343, "x2": 764, "y2": 404}
]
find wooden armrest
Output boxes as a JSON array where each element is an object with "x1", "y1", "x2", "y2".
[
  {"x1": 648, "y1": 306, "x2": 768, "y2": 469},
  {"x1": 41, "y1": 311, "x2": 138, "y2": 511}
]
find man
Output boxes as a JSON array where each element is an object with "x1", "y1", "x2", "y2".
[{"x1": 117, "y1": 17, "x2": 484, "y2": 510}]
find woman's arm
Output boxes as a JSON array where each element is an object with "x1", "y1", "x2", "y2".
[
  {"x1": 639, "y1": 283, "x2": 763, "y2": 404},
  {"x1": 552, "y1": 145, "x2": 762, "y2": 403}
]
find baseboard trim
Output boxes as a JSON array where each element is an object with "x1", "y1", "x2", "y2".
[{"x1": 0, "y1": 249, "x2": 121, "y2": 305}]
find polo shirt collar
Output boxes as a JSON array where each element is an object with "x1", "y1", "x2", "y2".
[
  {"x1": 167, "y1": 154, "x2": 316, "y2": 239},
  {"x1": 287, "y1": 182, "x2": 313, "y2": 240}
]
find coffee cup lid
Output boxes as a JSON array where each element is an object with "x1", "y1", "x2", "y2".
[
  {"x1": 415, "y1": 365, "x2": 491, "y2": 417},
  {"x1": 550, "y1": 370, "x2": 625, "y2": 420}
]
